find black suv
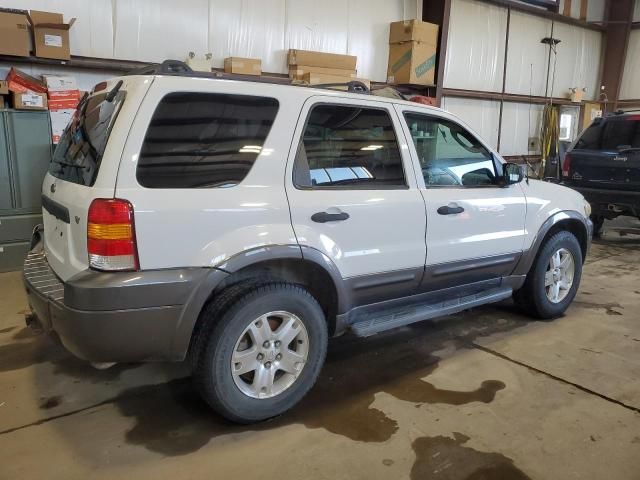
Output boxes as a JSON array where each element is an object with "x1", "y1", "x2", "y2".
[{"x1": 563, "y1": 111, "x2": 640, "y2": 235}]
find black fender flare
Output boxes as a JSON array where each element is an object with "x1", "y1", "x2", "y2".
[
  {"x1": 513, "y1": 210, "x2": 592, "y2": 277},
  {"x1": 172, "y1": 244, "x2": 349, "y2": 358}
]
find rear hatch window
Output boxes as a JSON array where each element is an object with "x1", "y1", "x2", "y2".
[
  {"x1": 575, "y1": 116, "x2": 640, "y2": 151},
  {"x1": 49, "y1": 87, "x2": 126, "y2": 187}
]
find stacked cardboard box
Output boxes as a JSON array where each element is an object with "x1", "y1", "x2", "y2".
[
  {"x1": 44, "y1": 75, "x2": 80, "y2": 143},
  {"x1": 0, "y1": 8, "x2": 75, "y2": 60},
  {"x1": 387, "y1": 20, "x2": 438, "y2": 86},
  {"x1": 0, "y1": 80, "x2": 8, "y2": 109},
  {"x1": 224, "y1": 57, "x2": 262, "y2": 76},
  {"x1": 288, "y1": 49, "x2": 366, "y2": 87},
  {"x1": 5, "y1": 68, "x2": 48, "y2": 111},
  {"x1": 29, "y1": 10, "x2": 76, "y2": 61},
  {"x1": 0, "y1": 9, "x2": 30, "y2": 57}
]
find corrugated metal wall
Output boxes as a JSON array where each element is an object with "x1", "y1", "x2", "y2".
[
  {"x1": 441, "y1": 0, "x2": 603, "y2": 156},
  {"x1": 0, "y1": 0, "x2": 418, "y2": 82}
]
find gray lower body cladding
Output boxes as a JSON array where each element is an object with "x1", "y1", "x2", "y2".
[{"x1": 23, "y1": 247, "x2": 227, "y2": 362}]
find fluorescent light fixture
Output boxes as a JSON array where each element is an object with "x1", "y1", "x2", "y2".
[
  {"x1": 360, "y1": 145, "x2": 383, "y2": 151},
  {"x1": 239, "y1": 145, "x2": 262, "y2": 153}
]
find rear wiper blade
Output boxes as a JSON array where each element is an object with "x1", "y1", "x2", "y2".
[{"x1": 618, "y1": 147, "x2": 640, "y2": 153}]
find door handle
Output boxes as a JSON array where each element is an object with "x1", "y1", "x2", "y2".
[
  {"x1": 311, "y1": 211, "x2": 350, "y2": 223},
  {"x1": 437, "y1": 203, "x2": 464, "y2": 215}
]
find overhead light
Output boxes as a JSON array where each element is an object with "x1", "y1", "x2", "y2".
[
  {"x1": 239, "y1": 145, "x2": 262, "y2": 153},
  {"x1": 360, "y1": 145, "x2": 383, "y2": 151}
]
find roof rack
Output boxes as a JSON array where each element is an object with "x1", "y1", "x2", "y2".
[
  {"x1": 614, "y1": 109, "x2": 640, "y2": 115},
  {"x1": 125, "y1": 59, "x2": 376, "y2": 94},
  {"x1": 310, "y1": 81, "x2": 370, "y2": 94}
]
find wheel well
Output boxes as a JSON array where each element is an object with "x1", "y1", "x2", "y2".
[
  {"x1": 193, "y1": 258, "x2": 339, "y2": 342},
  {"x1": 542, "y1": 219, "x2": 588, "y2": 262}
]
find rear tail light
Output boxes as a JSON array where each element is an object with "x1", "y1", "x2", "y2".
[
  {"x1": 87, "y1": 199, "x2": 139, "y2": 271},
  {"x1": 562, "y1": 152, "x2": 572, "y2": 178}
]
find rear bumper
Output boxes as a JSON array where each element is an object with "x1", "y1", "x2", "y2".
[
  {"x1": 568, "y1": 185, "x2": 640, "y2": 217},
  {"x1": 23, "y1": 245, "x2": 227, "y2": 362}
]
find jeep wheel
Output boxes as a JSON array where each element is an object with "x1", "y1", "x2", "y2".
[
  {"x1": 591, "y1": 215, "x2": 604, "y2": 237},
  {"x1": 514, "y1": 231, "x2": 583, "y2": 319},
  {"x1": 193, "y1": 283, "x2": 327, "y2": 423}
]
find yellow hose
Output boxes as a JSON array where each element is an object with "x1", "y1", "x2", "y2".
[{"x1": 540, "y1": 104, "x2": 560, "y2": 178}]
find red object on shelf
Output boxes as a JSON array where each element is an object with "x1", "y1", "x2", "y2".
[
  {"x1": 410, "y1": 95, "x2": 436, "y2": 106},
  {"x1": 5, "y1": 67, "x2": 47, "y2": 94}
]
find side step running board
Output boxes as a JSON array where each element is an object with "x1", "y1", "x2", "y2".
[{"x1": 349, "y1": 286, "x2": 513, "y2": 337}]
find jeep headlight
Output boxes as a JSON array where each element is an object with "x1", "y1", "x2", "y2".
[{"x1": 583, "y1": 199, "x2": 591, "y2": 218}]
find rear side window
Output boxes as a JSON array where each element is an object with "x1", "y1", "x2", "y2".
[
  {"x1": 49, "y1": 90, "x2": 125, "y2": 187},
  {"x1": 137, "y1": 92, "x2": 279, "y2": 188},
  {"x1": 293, "y1": 104, "x2": 405, "y2": 188}
]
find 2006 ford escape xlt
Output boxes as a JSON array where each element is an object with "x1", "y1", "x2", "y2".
[{"x1": 24, "y1": 64, "x2": 593, "y2": 423}]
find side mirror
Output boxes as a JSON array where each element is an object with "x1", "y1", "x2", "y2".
[{"x1": 502, "y1": 162, "x2": 524, "y2": 185}]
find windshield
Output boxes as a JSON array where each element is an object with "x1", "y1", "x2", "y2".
[{"x1": 49, "y1": 89, "x2": 126, "y2": 186}]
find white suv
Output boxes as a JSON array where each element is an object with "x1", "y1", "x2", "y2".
[{"x1": 24, "y1": 65, "x2": 592, "y2": 423}]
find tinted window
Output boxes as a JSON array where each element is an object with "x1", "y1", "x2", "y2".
[
  {"x1": 576, "y1": 117, "x2": 640, "y2": 151},
  {"x1": 293, "y1": 105, "x2": 405, "y2": 188},
  {"x1": 404, "y1": 113, "x2": 496, "y2": 187},
  {"x1": 575, "y1": 122, "x2": 602, "y2": 149},
  {"x1": 50, "y1": 90, "x2": 125, "y2": 187},
  {"x1": 601, "y1": 118, "x2": 640, "y2": 150},
  {"x1": 137, "y1": 93, "x2": 279, "y2": 188}
]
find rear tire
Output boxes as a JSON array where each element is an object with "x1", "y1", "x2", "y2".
[
  {"x1": 591, "y1": 215, "x2": 604, "y2": 237},
  {"x1": 193, "y1": 282, "x2": 327, "y2": 423},
  {"x1": 514, "y1": 231, "x2": 582, "y2": 320}
]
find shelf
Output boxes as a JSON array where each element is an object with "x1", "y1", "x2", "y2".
[
  {"x1": 442, "y1": 88, "x2": 578, "y2": 106},
  {"x1": 0, "y1": 54, "x2": 150, "y2": 72}
]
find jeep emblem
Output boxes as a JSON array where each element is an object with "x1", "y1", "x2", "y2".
[{"x1": 614, "y1": 156, "x2": 627, "y2": 162}]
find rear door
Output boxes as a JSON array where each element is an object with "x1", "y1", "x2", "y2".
[
  {"x1": 42, "y1": 78, "x2": 148, "y2": 281},
  {"x1": 285, "y1": 96, "x2": 427, "y2": 291},
  {"x1": 567, "y1": 115, "x2": 640, "y2": 191}
]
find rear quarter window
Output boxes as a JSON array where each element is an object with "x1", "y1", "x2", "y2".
[{"x1": 136, "y1": 92, "x2": 279, "y2": 188}]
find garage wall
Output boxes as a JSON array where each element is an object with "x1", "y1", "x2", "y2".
[
  {"x1": 0, "y1": 0, "x2": 418, "y2": 82},
  {"x1": 440, "y1": 97, "x2": 501, "y2": 149},
  {"x1": 442, "y1": 0, "x2": 602, "y2": 156},
  {"x1": 620, "y1": 30, "x2": 640, "y2": 100}
]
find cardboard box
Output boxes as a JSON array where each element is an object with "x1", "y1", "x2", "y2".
[
  {"x1": 0, "y1": 96, "x2": 5, "y2": 109},
  {"x1": 6, "y1": 67, "x2": 47, "y2": 94},
  {"x1": 48, "y1": 89, "x2": 80, "y2": 100},
  {"x1": 0, "y1": 80, "x2": 8, "y2": 95},
  {"x1": 389, "y1": 19, "x2": 439, "y2": 44},
  {"x1": 29, "y1": 10, "x2": 76, "y2": 60},
  {"x1": 288, "y1": 49, "x2": 357, "y2": 70},
  {"x1": 48, "y1": 98, "x2": 79, "y2": 110},
  {"x1": 289, "y1": 65, "x2": 356, "y2": 80},
  {"x1": 387, "y1": 42, "x2": 437, "y2": 85},
  {"x1": 303, "y1": 72, "x2": 370, "y2": 90},
  {"x1": 224, "y1": 57, "x2": 262, "y2": 75},
  {"x1": 0, "y1": 10, "x2": 30, "y2": 57},
  {"x1": 49, "y1": 108, "x2": 74, "y2": 143},
  {"x1": 12, "y1": 91, "x2": 47, "y2": 110},
  {"x1": 43, "y1": 75, "x2": 78, "y2": 91}
]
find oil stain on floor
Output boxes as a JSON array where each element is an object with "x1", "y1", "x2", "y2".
[
  {"x1": 410, "y1": 432, "x2": 531, "y2": 480},
  {"x1": 111, "y1": 310, "x2": 522, "y2": 456}
]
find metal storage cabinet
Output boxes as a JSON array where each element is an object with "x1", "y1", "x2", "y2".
[{"x1": 0, "y1": 109, "x2": 52, "y2": 272}]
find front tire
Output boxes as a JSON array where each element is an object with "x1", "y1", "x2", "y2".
[
  {"x1": 193, "y1": 282, "x2": 328, "y2": 423},
  {"x1": 514, "y1": 231, "x2": 583, "y2": 319}
]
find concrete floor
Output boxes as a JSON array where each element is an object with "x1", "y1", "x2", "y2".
[{"x1": 1, "y1": 218, "x2": 640, "y2": 480}]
